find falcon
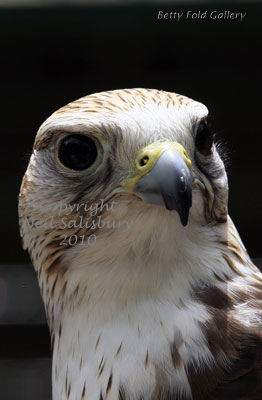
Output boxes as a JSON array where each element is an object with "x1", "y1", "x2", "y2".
[{"x1": 18, "y1": 88, "x2": 262, "y2": 400}]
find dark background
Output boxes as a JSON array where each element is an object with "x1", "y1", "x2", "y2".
[
  {"x1": 0, "y1": 3, "x2": 261, "y2": 398},
  {"x1": 1, "y1": 2, "x2": 262, "y2": 263}
]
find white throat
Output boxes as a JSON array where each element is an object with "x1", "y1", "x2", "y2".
[{"x1": 48, "y1": 210, "x2": 239, "y2": 400}]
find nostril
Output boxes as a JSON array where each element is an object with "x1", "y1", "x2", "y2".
[{"x1": 139, "y1": 155, "x2": 149, "y2": 167}]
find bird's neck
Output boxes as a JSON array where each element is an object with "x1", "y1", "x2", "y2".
[
  {"x1": 38, "y1": 216, "x2": 257, "y2": 400},
  {"x1": 40, "y1": 215, "x2": 254, "y2": 336}
]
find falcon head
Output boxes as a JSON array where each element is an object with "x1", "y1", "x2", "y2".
[
  {"x1": 19, "y1": 89, "x2": 228, "y2": 259},
  {"x1": 19, "y1": 89, "x2": 261, "y2": 400}
]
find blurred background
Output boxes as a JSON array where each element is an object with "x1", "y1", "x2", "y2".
[{"x1": 0, "y1": 0, "x2": 261, "y2": 398}]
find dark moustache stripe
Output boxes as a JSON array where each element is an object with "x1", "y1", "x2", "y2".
[{"x1": 71, "y1": 157, "x2": 113, "y2": 205}]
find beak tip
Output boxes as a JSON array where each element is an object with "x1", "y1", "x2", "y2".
[
  {"x1": 180, "y1": 214, "x2": 189, "y2": 227},
  {"x1": 178, "y1": 207, "x2": 190, "y2": 227}
]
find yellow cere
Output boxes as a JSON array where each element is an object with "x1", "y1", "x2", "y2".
[{"x1": 121, "y1": 142, "x2": 192, "y2": 191}]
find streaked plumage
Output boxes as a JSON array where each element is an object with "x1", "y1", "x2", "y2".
[{"x1": 19, "y1": 88, "x2": 262, "y2": 400}]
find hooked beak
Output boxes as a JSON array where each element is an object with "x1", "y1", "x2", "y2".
[
  {"x1": 134, "y1": 149, "x2": 192, "y2": 226},
  {"x1": 121, "y1": 142, "x2": 193, "y2": 226}
]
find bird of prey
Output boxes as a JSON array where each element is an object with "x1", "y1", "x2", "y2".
[{"x1": 18, "y1": 88, "x2": 262, "y2": 400}]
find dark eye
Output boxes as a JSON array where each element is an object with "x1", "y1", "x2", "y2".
[
  {"x1": 58, "y1": 134, "x2": 97, "y2": 171},
  {"x1": 195, "y1": 121, "x2": 213, "y2": 156}
]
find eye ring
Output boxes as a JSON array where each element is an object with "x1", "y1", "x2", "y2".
[
  {"x1": 57, "y1": 134, "x2": 98, "y2": 171},
  {"x1": 195, "y1": 121, "x2": 213, "y2": 156}
]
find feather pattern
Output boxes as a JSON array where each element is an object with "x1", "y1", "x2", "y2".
[{"x1": 18, "y1": 88, "x2": 262, "y2": 399}]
